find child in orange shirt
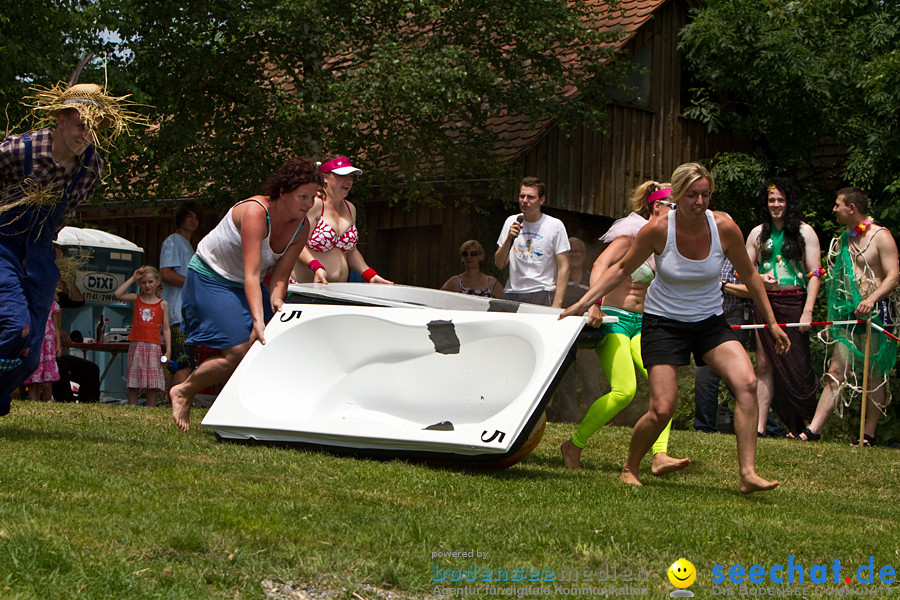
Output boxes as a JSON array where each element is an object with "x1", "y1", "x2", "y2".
[{"x1": 114, "y1": 266, "x2": 171, "y2": 406}]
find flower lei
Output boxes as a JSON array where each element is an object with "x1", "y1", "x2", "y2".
[{"x1": 849, "y1": 218, "x2": 873, "y2": 237}]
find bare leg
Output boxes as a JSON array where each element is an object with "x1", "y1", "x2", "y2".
[
  {"x1": 734, "y1": 388, "x2": 778, "y2": 493},
  {"x1": 145, "y1": 389, "x2": 159, "y2": 408},
  {"x1": 621, "y1": 364, "x2": 679, "y2": 487},
  {"x1": 704, "y1": 341, "x2": 779, "y2": 493},
  {"x1": 651, "y1": 452, "x2": 691, "y2": 476},
  {"x1": 127, "y1": 388, "x2": 139, "y2": 405},
  {"x1": 560, "y1": 439, "x2": 582, "y2": 469},
  {"x1": 754, "y1": 332, "x2": 775, "y2": 435},
  {"x1": 41, "y1": 382, "x2": 54, "y2": 402},
  {"x1": 800, "y1": 347, "x2": 850, "y2": 440},
  {"x1": 800, "y1": 378, "x2": 840, "y2": 440},
  {"x1": 163, "y1": 367, "x2": 192, "y2": 406},
  {"x1": 171, "y1": 342, "x2": 250, "y2": 432},
  {"x1": 863, "y1": 384, "x2": 885, "y2": 439},
  {"x1": 649, "y1": 418, "x2": 690, "y2": 476}
]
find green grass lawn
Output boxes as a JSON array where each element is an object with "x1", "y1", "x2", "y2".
[{"x1": 0, "y1": 401, "x2": 896, "y2": 599}]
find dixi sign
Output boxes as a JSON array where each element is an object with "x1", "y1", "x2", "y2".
[{"x1": 82, "y1": 272, "x2": 119, "y2": 293}]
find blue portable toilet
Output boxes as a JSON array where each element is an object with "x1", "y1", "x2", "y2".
[{"x1": 56, "y1": 226, "x2": 144, "y2": 400}]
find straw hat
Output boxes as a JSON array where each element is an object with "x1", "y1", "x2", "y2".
[{"x1": 27, "y1": 82, "x2": 147, "y2": 150}]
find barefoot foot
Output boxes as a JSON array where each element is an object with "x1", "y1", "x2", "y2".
[
  {"x1": 170, "y1": 384, "x2": 192, "y2": 432},
  {"x1": 739, "y1": 473, "x2": 779, "y2": 494},
  {"x1": 619, "y1": 466, "x2": 642, "y2": 486},
  {"x1": 651, "y1": 452, "x2": 691, "y2": 476},
  {"x1": 560, "y1": 439, "x2": 582, "y2": 469}
]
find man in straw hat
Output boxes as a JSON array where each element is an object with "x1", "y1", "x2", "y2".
[{"x1": 0, "y1": 82, "x2": 141, "y2": 415}]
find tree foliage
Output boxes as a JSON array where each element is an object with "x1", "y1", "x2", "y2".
[
  {"x1": 680, "y1": 0, "x2": 900, "y2": 229},
  {"x1": 0, "y1": 0, "x2": 100, "y2": 131},
  {"x1": 54, "y1": 0, "x2": 627, "y2": 208}
]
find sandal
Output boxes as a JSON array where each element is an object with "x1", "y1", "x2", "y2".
[
  {"x1": 850, "y1": 434, "x2": 876, "y2": 447},
  {"x1": 797, "y1": 428, "x2": 820, "y2": 442}
]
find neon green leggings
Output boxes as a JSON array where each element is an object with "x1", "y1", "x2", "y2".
[{"x1": 571, "y1": 332, "x2": 672, "y2": 454}]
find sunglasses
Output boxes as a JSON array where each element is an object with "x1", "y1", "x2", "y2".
[
  {"x1": 461, "y1": 251, "x2": 482, "y2": 257},
  {"x1": 659, "y1": 200, "x2": 677, "y2": 209}
]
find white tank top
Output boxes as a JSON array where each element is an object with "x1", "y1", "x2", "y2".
[
  {"x1": 196, "y1": 199, "x2": 298, "y2": 283},
  {"x1": 644, "y1": 210, "x2": 725, "y2": 322}
]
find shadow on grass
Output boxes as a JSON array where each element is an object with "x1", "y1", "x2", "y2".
[
  {"x1": 210, "y1": 435, "x2": 569, "y2": 480},
  {"x1": 443, "y1": 464, "x2": 561, "y2": 481},
  {"x1": 0, "y1": 423, "x2": 134, "y2": 446}
]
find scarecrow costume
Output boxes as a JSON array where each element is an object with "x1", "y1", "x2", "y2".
[{"x1": 0, "y1": 82, "x2": 141, "y2": 413}]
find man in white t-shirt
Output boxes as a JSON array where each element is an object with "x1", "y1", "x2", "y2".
[
  {"x1": 160, "y1": 202, "x2": 201, "y2": 388},
  {"x1": 494, "y1": 177, "x2": 570, "y2": 307}
]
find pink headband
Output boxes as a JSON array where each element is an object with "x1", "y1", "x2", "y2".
[{"x1": 648, "y1": 188, "x2": 672, "y2": 203}]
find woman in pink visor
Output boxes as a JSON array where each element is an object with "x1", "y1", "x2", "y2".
[{"x1": 291, "y1": 155, "x2": 392, "y2": 284}]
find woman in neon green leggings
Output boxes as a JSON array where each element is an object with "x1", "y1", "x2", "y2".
[{"x1": 561, "y1": 181, "x2": 690, "y2": 475}]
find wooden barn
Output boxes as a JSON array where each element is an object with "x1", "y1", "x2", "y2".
[{"x1": 76, "y1": 0, "x2": 744, "y2": 288}]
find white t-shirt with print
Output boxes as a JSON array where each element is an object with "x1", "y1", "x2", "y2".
[{"x1": 496, "y1": 213, "x2": 570, "y2": 294}]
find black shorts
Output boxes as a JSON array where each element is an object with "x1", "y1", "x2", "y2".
[{"x1": 641, "y1": 313, "x2": 738, "y2": 367}]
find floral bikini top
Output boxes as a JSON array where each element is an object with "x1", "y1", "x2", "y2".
[{"x1": 306, "y1": 197, "x2": 359, "y2": 254}]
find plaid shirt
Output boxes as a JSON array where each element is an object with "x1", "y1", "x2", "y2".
[
  {"x1": 721, "y1": 258, "x2": 750, "y2": 313},
  {"x1": 0, "y1": 128, "x2": 104, "y2": 228}
]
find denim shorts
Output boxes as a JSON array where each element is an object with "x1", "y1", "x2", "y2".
[{"x1": 641, "y1": 312, "x2": 738, "y2": 367}]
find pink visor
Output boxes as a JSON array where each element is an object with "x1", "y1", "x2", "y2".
[
  {"x1": 648, "y1": 188, "x2": 672, "y2": 203},
  {"x1": 319, "y1": 157, "x2": 362, "y2": 176}
]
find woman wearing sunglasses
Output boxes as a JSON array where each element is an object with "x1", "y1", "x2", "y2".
[
  {"x1": 562, "y1": 164, "x2": 788, "y2": 493},
  {"x1": 440, "y1": 240, "x2": 505, "y2": 298},
  {"x1": 560, "y1": 180, "x2": 687, "y2": 473}
]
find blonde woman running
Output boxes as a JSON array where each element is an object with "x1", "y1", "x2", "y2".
[
  {"x1": 562, "y1": 163, "x2": 788, "y2": 493},
  {"x1": 561, "y1": 181, "x2": 688, "y2": 475}
]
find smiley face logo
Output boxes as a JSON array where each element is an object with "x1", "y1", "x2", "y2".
[{"x1": 667, "y1": 558, "x2": 697, "y2": 588}]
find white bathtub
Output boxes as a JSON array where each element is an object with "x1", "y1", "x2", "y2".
[{"x1": 201, "y1": 304, "x2": 586, "y2": 463}]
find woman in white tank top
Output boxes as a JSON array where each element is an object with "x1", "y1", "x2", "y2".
[
  {"x1": 560, "y1": 181, "x2": 689, "y2": 475},
  {"x1": 561, "y1": 163, "x2": 790, "y2": 494},
  {"x1": 170, "y1": 158, "x2": 322, "y2": 433}
]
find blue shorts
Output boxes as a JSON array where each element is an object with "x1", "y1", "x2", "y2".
[
  {"x1": 181, "y1": 270, "x2": 273, "y2": 350},
  {"x1": 640, "y1": 313, "x2": 738, "y2": 367}
]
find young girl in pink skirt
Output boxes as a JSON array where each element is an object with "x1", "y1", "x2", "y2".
[
  {"x1": 25, "y1": 296, "x2": 61, "y2": 402},
  {"x1": 114, "y1": 266, "x2": 171, "y2": 406}
]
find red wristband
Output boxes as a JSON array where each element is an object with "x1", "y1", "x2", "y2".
[
  {"x1": 308, "y1": 260, "x2": 324, "y2": 273},
  {"x1": 362, "y1": 268, "x2": 377, "y2": 282}
]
